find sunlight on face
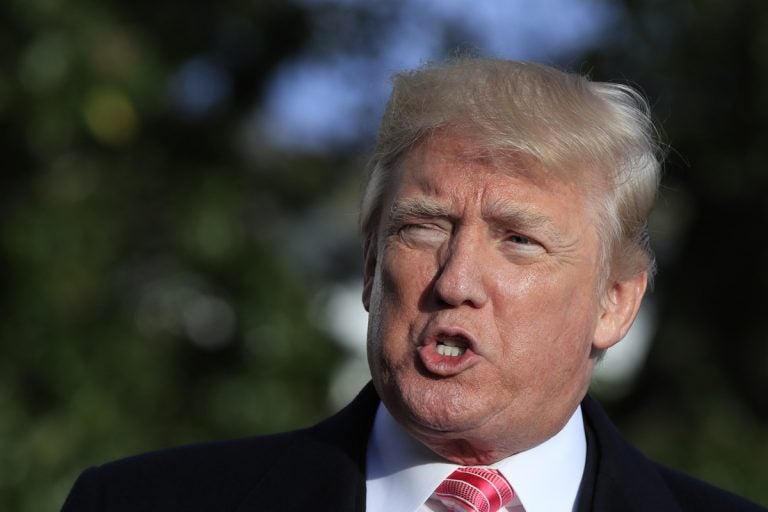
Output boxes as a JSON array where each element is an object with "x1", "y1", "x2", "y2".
[{"x1": 363, "y1": 132, "x2": 638, "y2": 463}]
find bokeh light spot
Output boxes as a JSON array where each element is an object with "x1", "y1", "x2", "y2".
[{"x1": 83, "y1": 88, "x2": 139, "y2": 146}]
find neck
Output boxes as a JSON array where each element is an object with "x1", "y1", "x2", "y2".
[{"x1": 418, "y1": 437, "x2": 513, "y2": 465}]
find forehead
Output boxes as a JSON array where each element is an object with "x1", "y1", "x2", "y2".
[{"x1": 390, "y1": 132, "x2": 579, "y2": 210}]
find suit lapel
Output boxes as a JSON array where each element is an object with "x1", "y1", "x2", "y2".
[{"x1": 578, "y1": 395, "x2": 683, "y2": 512}]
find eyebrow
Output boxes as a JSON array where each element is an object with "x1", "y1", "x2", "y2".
[
  {"x1": 482, "y1": 198, "x2": 551, "y2": 230},
  {"x1": 388, "y1": 198, "x2": 449, "y2": 224},
  {"x1": 484, "y1": 198, "x2": 568, "y2": 245}
]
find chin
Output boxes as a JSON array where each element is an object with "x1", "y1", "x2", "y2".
[{"x1": 390, "y1": 377, "x2": 488, "y2": 433}]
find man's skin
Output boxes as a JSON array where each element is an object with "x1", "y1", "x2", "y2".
[{"x1": 363, "y1": 130, "x2": 647, "y2": 465}]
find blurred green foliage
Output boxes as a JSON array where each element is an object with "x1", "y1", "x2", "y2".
[
  {"x1": 0, "y1": 1, "x2": 348, "y2": 509},
  {"x1": 0, "y1": 0, "x2": 766, "y2": 510}
]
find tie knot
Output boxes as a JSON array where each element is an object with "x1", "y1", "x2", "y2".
[{"x1": 434, "y1": 466, "x2": 515, "y2": 512}]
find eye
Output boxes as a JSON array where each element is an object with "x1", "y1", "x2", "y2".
[
  {"x1": 502, "y1": 232, "x2": 546, "y2": 257},
  {"x1": 398, "y1": 223, "x2": 448, "y2": 248},
  {"x1": 507, "y1": 234, "x2": 533, "y2": 245}
]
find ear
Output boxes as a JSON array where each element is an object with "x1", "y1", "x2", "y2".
[
  {"x1": 592, "y1": 271, "x2": 648, "y2": 351},
  {"x1": 362, "y1": 235, "x2": 377, "y2": 312}
]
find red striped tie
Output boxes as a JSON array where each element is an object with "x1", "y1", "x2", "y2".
[{"x1": 434, "y1": 466, "x2": 516, "y2": 512}]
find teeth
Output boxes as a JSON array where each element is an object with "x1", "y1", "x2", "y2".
[{"x1": 436, "y1": 341, "x2": 467, "y2": 357}]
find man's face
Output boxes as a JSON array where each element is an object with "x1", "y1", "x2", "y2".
[{"x1": 363, "y1": 132, "x2": 643, "y2": 463}]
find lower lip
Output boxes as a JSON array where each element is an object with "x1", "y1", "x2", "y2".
[{"x1": 417, "y1": 344, "x2": 478, "y2": 376}]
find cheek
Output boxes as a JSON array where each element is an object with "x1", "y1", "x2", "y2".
[
  {"x1": 495, "y1": 270, "x2": 600, "y2": 353},
  {"x1": 495, "y1": 269, "x2": 569, "y2": 319},
  {"x1": 520, "y1": 262, "x2": 600, "y2": 314},
  {"x1": 366, "y1": 250, "x2": 422, "y2": 344},
  {"x1": 381, "y1": 247, "x2": 437, "y2": 306}
]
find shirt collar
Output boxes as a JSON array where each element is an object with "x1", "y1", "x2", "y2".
[{"x1": 366, "y1": 403, "x2": 586, "y2": 512}]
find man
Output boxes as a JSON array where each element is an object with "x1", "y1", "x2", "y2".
[{"x1": 62, "y1": 58, "x2": 766, "y2": 511}]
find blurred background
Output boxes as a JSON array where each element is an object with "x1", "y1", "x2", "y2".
[{"x1": 1, "y1": 0, "x2": 766, "y2": 509}]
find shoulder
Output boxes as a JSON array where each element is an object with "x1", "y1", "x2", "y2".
[
  {"x1": 61, "y1": 431, "x2": 306, "y2": 511},
  {"x1": 61, "y1": 384, "x2": 380, "y2": 512},
  {"x1": 581, "y1": 395, "x2": 767, "y2": 512},
  {"x1": 653, "y1": 463, "x2": 767, "y2": 512}
]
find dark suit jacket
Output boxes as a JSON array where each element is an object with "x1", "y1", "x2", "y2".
[{"x1": 62, "y1": 384, "x2": 766, "y2": 511}]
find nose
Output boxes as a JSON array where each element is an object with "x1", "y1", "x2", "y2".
[{"x1": 432, "y1": 228, "x2": 489, "y2": 308}]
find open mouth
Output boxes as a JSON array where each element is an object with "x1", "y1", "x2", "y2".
[
  {"x1": 435, "y1": 336, "x2": 469, "y2": 357},
  {"x1": 418, "y1": 328, "x2": 478, "y2": 376}
]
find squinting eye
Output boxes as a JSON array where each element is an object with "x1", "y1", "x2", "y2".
[{"x1": 398, "y1": 224, "x2": 448, "y2": 247}]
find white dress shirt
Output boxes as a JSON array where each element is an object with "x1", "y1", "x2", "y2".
[{"x1": 366, "y1": 403, "x2": 586, "y2": 512}]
